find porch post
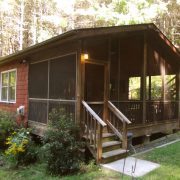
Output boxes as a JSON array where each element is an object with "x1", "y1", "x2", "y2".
[
  {"x1": 76, "y1": 40, "x2": 82, "y2": 124},
  {"x1": 142, "y1": 33, "x2": 147, "y2": 124},
  {"x1": 103, "y1": 38, "x2": 111, "y2": 122}
]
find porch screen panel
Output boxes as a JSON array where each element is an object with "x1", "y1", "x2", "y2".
[
  {"x1": 146, "y1": 46, "x2": 178, "y2": 123},
  {"x1": 28, "y1": 100, "x2": 47, "y2": 124},
  {"x1": 49, "y1": 101, "x2": 75, "y2": 121},
  {"x1": 48, "y1": 54, "x2": 76, "y2": 119},
  {"x1": 29, "y1": 61, "x2": 48, "y2": 98},
  {"x1": 28, "y1": 61, "x2": 48, "y2": 123},
  {"x1": 117, "y1": 36, "x2": 143, "y2": 125},
  {"x1": 49, "y1": 54, "x2": 76, "y2": 100}
]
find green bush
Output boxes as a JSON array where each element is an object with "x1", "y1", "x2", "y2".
[
  {"x1": 0, "y1": 110, "x2": 16, "y2": 149},
  {"x1": 42, "y1": 108, "x2": 84, "y2": 175},
  {"x1": 5, "y1": 128, "x2": 38, "y2": 167}
]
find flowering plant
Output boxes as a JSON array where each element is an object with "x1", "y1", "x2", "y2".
[
  {"x1": 5, "y1": 128, "x2": 32, "y2": 166},
  {"x1": 5, "y1": 129, "x2": 29, "y2": 155}
]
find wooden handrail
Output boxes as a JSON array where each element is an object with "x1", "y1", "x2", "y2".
[
  {"x1": 108, "y1": 101, "x2": 131, "y2": 124},
  {"x1": 82, "y1": 100, "x2": 107, "y2": 163},
  {"x1": 166, "y1": 76, "x2": 176, "y2": 85},
  {"x1": 82, "y1": 100, "x2": 106, "y2": 127},
  {"x1": 107, "y1": 101, "x2": 131, "y2": 149}
]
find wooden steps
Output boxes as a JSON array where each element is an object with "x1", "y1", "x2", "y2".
[
  {"x1": 102, "y1": 148, "x2": 128, "y2": 163},
  {"x1": 102, "y1": 141, "x2": 121, "y2": 152},
  {"x1": 85, "y1": 132, "x2": 128, "y2": 164},
  {"x1": 101, "y1": 132, "x2": 128, "y2": 163},
  {"x1": 82, "y1": 100, "x2": 131, "y2": 164}
]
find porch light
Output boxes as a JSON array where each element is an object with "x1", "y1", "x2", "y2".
[{"x1": 81, "y1": 53, "x2": 89, "y2": 61}]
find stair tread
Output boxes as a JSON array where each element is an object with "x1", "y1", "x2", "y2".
[
  {"x1": 102, "y1": 133, "x2": 115, "y2": 138},
  {"x1": 102, "y1": 149, "x2": 127, "y2": 159},
  {"x1": 102, "y1": 141, "x2": 121, "y2": 148},
  {"x1": 83, "y1": 132, "x2": 115, "y2": 140}
]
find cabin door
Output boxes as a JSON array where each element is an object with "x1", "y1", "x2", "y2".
[{"x1": 84, "y1": 61, "x2": 108, "y2": 119}]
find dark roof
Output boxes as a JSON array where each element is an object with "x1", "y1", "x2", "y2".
[{"x1": 0, "y1": 23, "x2": 179, "y2": 65}]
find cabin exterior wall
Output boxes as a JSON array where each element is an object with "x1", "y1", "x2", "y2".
[{"x1": 0, "y1": 61, "x2": 28, "y2": 121}]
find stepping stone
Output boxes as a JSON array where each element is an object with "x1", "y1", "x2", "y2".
[{"x1": 101, "y1": 157, "x2": 160, "y2": 177}]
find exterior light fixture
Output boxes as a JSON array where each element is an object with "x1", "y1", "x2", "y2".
[
  {"x1": 20, "y1": 59, "x2": 27, "y2": 64},
  {"x1": 81, "y1": 53, "x2": 89, "y2": 61}
]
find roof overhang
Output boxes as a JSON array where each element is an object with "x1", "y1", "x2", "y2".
[{"x1": 0, "y1": 23, "x2": 179, "y2": 65}]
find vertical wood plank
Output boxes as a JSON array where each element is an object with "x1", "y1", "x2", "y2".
[
  {"x1": 161, "y1": 59, "x2": 166, "y2": 120},
  {"x1": 47, "y1": 60, "x2": 50, "y2": 123},
  {"x1": 94, "y1": 119, "x2": 97, "y2": 149},
  {"x1": 122, "y1": 121, "x2": 127, "y2": 149},
  {"x1": 118, "y1": 38, "x2": 121, "y2": 103},
  {"x1": 103, "y1": 63, "x2": 109, "y2": 123},
  {"x1": 103, "y1": 37, "x2": 111, "y2": 123},
  {"x1": 142, "y1": 33, "x2": 148, "y2": 124},
  {"x1": 149, "y1": 76, "x2": 151, "y2": 100},
  {"x1": 97, "y1": 125, "x2": 103, "y2": 163},
  {"x1": 76, "y1": 40, "x2": 82, "y2": 125},
  {"x1": 86, "y1": 112, "x2": 89, "y2": 139},
  {"x1": 90, "y1": 115, "x2": 93, "y2": 144}
]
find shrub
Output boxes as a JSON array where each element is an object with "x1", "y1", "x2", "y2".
[
  {"x1": 5, "y1": 128, "x2": 38, "y2": 167},
  {"x1": 42, "y1": 108, "x2": 84, "y2": 175},
  {"x1": 0, "y1": 110, "x2": 16, "y2": 149}
]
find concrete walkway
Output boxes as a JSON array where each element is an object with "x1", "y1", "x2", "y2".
[{"x1": 102, "y1": 157, "x2": 160, "y2": 177}]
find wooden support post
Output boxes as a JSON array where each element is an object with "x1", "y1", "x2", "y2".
[
  {"x1": 143, "y1": 134, "x2": 150, "y2": 145},
  {"x1": 122, "y1": 121, "x2": 127, "y2": 149},
  {"x1": 76, "y1": 40, "x2": 82, "y2": 125},
  {"x1": 142, "y1": 33, "x2": 147, "y2": 124},
  {"x1": 103, "y1": 63, "x2": 110, "y2": 123},
  {"x1": 97, "y1": 125, "x2": 103, "y2": 163},
  {"x1": 103, "y1": 37, "x2": 111, "y2": 124},
  {"x1": 161, "y1": 60, "x2": 166, "y2": 120}
]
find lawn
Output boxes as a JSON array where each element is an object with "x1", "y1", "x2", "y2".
[
  {"x1": 137, "y1": 141, "x2": 180, "y2": 180},
  {"x1": 0, "y1": 141, "x2": 179, "y2": 180}
]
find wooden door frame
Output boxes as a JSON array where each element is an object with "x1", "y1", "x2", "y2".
[{"x1": 82, "y1": 59, "x2": 110, "y2": 121}]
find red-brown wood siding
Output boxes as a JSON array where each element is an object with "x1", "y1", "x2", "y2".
[{"x1": 0, "y1": 61, "x2": 28, "y2": 121}]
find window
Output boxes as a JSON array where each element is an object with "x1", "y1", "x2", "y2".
[
  {"x1": 0, "y1": 69, "x2": 16, "y2": 102},
  {"x1": 128, "y1": 77, "x2": 141, "y2": 100}
]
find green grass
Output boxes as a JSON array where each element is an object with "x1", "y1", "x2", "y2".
[
  {"x1": 137, "y1": 141, "x2": 180, "y2": 180},
  {"x1": 0, "y1": 162, "x2": 125, "y2": 180},
  {"x1": 0, "y1": 141, "x2": 179, "y2": 180}
]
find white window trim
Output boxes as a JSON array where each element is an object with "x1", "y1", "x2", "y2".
[{"x1": 0, "y1": 69, "x2": 17, "y2": 103}]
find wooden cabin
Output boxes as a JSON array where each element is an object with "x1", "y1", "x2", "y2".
[{"x1": 0, "y1": 23, "x2": 179, "y2": 163}]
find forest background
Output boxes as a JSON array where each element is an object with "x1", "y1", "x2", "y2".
[{"x1": 0, "y1": 0, "x2": 179, "y2": 57}]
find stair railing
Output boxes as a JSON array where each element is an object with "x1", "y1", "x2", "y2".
[
  {"x1": 107, "y1": 101, "x2": 131, "y2": 149},
  {"x1": 82, "y1": 100, "x2": 107, "y2": 162}
]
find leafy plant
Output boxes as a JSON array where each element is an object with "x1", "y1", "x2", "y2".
[
  {"x1": 5, "y1": 128, "x2": 38, "y2": 167},
  {"x1": 0, "y1": 110, "x2": 16, "y2": 149},
  {"x1": 42, "y1": 108, "x2": 84, "y2": 175}
]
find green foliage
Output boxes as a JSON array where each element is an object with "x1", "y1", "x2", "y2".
[
  {"x1": 42, "y1": 108, "x2": 84, "y2": 175},
  {"x1": 129, "y1": 77, "x2": 141, "y2": 100},
  {"x1": 114, "y1": 0, "x2": 128, "y2": 14},
  {"x1": 5, "y1": 128, "x2": 38, "y2": 167},
  {"x1": 79, "y1": 160, "x2": 99, "y2": 173},
  {"x1": 0, "y1": 111, "x2": 16, "y2": 149}
]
